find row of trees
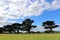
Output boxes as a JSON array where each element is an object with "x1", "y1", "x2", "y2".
[
  {"x1": 0, "y1": 19, "x2": 59, "y2": 34},
  {"x1": 0, "y1": 19, "x2": 37, "y2": 34}
]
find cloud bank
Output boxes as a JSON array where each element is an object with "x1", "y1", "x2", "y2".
[{"x1": 0, "y1": 0, "x2": 60, "y2": 26}]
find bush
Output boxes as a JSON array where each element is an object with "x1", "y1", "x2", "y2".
[{"x1": 44, "y1": 30, "x2": 54, "y2": 33}]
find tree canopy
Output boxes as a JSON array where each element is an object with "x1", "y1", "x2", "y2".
[{"x1": 42, "y1": 21, "x2": 59, "y2": 33}]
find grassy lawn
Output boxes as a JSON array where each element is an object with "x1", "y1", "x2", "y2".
[{"x1": 0, "y1": 33, "x2": 60, "y2": 40}]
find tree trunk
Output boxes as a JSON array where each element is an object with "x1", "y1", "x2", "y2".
[
  {"x1": 9, "y1": 30, "x2": 11, "y2": 34},
  {"x1": 28, "y1": 30, "x2": 30, "y2": 34},
  {"x1": 17, "y1": 28, "x2": 19, "y2": 34},
  {"x1": 50, "y1": 28, "x2": 53, "y2": 32}
]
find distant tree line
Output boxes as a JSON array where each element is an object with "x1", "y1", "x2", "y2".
[{"x1": 0, "y1": 19, "x2": 59, "y2": 34}]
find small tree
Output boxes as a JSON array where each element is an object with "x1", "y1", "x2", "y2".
[
  {"x1": 42, "y1": 21, "x2": 59, "y2": 33},
  {"x1": 3, "y1": 25, "x2": 12, "y2": 33}
]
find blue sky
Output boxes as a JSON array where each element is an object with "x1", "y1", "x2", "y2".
[
  {"x1": 10, "y1": 0, "x2": 60, "y2": 26},
  {"x1": 0, "y1": 0, "x2": 60, "y2": 32},
  {"x1": 33, "y1": 9, "x2": 60, "y2": 26},
  {"x1": 20, "y1": 8, "x2": 60, "y2": 32},
  {"x1": 18, "y1": 8, "x2": 60, "y2": 26}
]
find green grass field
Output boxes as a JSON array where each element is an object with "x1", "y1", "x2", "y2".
[{"x1": 0, "y1": 33, "x2": 60, "y2": 40}]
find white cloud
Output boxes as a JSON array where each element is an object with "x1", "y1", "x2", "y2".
[
  {"x1": 0, "y1": 0, "x2": 60, "y2": 26},
  {"x1": 31, "y1": 26, "x2": 45, "y2": 32},
  {"x1": 51, "y1": 0, "x2": 60, "y2": 10}
]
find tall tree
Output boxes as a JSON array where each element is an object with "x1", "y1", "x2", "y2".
[
  {"x1": 42, "y1": 21, "x2": 59, "y2": 32},
  {"x1": 22, "y1": 19, "x2": 37, "y2": 34}
]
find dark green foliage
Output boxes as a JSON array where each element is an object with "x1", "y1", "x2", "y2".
[
  {"x1": 12, "y1": 23, "x2": 22, "y2": 33},
  {"x1": 42, "y1": 21, "x2": 59, "y2": 33},
  {"x1": 36, "y1": 31, "x2": 40, "y2": 33},
  {"x1": 3, "y1": 25, "x2": 12, "y2": 33},
  {"x1": 2, "y1": 19, "x2": 37, "y2": 34},
  {"x1": 44, "y1": 30, "x2": 54, "y2": 33},
  {"x1": 22, "y1": 19, "x2": 37, "y2": 34},
  {"x1": 0, "y1": 27, "x2": 4, "y2": 33}
]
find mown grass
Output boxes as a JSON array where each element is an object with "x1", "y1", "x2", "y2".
[{"x1": 0, "y1": 33, "x2": 60, "y2": 40}]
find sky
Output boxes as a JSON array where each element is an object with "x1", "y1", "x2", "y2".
[{"x1": 0, "y1": 0, "x2": 60, "y2": 32}]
